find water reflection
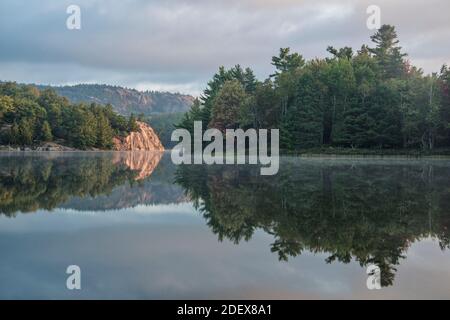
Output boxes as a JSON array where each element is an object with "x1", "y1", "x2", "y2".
[
  {"x1": 0, "y1": 152, "x2": 176, "y2": 216},
  {"x1": 1, "y1": 153, "x2": 450, "y2": 292},
  {"x1": 175, "y1": 159, "x2": 450, "y2": 287}
]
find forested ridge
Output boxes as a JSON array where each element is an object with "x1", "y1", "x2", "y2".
[
  {"x1": 177, "y1": 25, "x2": 450, "y2": 152},
  {"x1": 0, "y1": 82, "x2": 139, "y2": 149},
  {"x1": 36, "y1": 83, "x2": 194, "y2": 116}
]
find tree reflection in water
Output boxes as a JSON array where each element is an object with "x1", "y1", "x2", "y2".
[
  {"x1": 0, "y1": 152, "x2": 163, "y2": 216},
  {"x1": 175, "y1": 159, "x2": 450, "y2": 287}
]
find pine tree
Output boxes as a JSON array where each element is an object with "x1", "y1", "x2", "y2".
[
  {"x1": 369, "y1": 25, "x2": 407, "y2": 79},
  {"x1": 271, "y1": 48, "x2": 305, "y2": 76},
  {"x1": 128, "y1": 113, "x2": 139, "y2": 132},
  {"x1": 176, "y1": 98, "x2": 202, "y2": 134},
  {"x1": 243, "y1": 67, "x2": 257, "y2": 93},
  {"x1": 438, "y1": 65, "x2": 450, "y2": 145},
  {"x1": 96, "y1": 113, "x2": 114, "y2": 149},
  {"x1": 279, "y1": 113, "x2": 296, "y2": 150},
  {"x1": 293, "y1": 59, "x2": 329, "y2": 148}
]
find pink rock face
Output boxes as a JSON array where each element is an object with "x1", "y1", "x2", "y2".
[{"x1": 113, "y1": 121, "x2": 165, "y2": 151}]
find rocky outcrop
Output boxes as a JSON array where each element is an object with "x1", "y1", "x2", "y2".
[
  {"x1": 35, "y1": 142, "x2": 76, "y2": 151},
  {"x1": 113, "y1": 121, "x2": 165, "y2": 152},
  {"x1": 0, "y1": 142, "x2": 76, "y2": 151}
]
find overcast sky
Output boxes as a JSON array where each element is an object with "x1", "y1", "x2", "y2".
[{"x1": 0, "y1": 0, "x2": 449, "y2": 96}]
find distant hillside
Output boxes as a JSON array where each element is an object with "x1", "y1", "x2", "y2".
[{"x1": 37, "y1": 84, "x2": 194, "y2": 116}]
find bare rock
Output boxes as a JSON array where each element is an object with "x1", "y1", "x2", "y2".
[
  {"x1": 35, "y1": 142, "x2": 76, "y2": 151},
  {"x1": 113, "y1": 121, "x2": 165, "y2": 152}
]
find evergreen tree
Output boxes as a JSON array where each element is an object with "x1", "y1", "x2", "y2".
[
  {"x1": 271, "y1": 48, "x2": 305, "y2": 76},
  {"x1": 176, "y1": 98, "x2": 203, "y2": 134},
  {"x1": 369, "y1": 25, "x2": 407, "y2": 79},
  {"x1": 343, "y1": 45, "x2": 378, "y2": 147},
  {"x1": 243, "y1": 67, "x2": 257, "y2": 93},
  {"x1": 438, "y1": 65, "x2": 450, "y2": 146},
  {"x1": 96, "y1": 113, "x2": 114, "y2": 148},
  {"x1": 128, "y1": 113, "x2": 139, "y2": 132},
  {"x1": 294, "y1": 60, "x2": 328, "y2": 148},
  {"x1": 271, "y1": 48, "x2": 305, "y2": 120},
  {"x1": 253, "y1": 80, "x2": 279, "y2": 129}
]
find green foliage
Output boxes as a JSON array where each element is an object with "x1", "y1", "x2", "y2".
[
  {"x1": 369, "y1": 25, "x2": 407, "y2": 79},
  {"x1": 176, "y1": 24, "x2": 450, "y2": 152},
  {"x1": 0, "y1": 96, "x2": 14, "y2": 121},
  {"x1": 40, "y1": 120, "x2": 53, "y2": 142},
  {"x1": 209, "y1": 80, "x2": 250, "y2": 131},
  {"x1": 0, "y1": 82, "x2": 133, "y2": 149},
  {"x1": 128, "y1": 113, "x2": 139, "y2": 132},
  {"x1": 271, "y1": 47, "x2": 305, "y2": 76},
  {"x1": 176, "y1": 65, "x2": 258, "y2": 135},
  {"x1": 146, "y1": 112, "x2": 185, "y2": 148},
  {"x1": 95, "y1": 111, "x2": 114, "y2": 148},
  {"x1": 17, "y1": 118, "x2": 34, "y2": 145},
  {"x1": 438, "y1": 65, "x2": 450, "y2": 145}
]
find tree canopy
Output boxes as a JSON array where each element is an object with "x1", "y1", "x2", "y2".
[
  {"x1": 0, "y1": 82, "x2": 138, "y2": 149},
  {"x1": 177, "y1": 25, "x2": 450, "y2": 151}
]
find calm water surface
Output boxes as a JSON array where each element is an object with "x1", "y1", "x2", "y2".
[{"x1": 1, "y1": 152, "x2": 450, "y2": 299}]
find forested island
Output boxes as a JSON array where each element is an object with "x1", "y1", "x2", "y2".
[
  {"x1": 0, "y1": 82, "x2": 139, "y2": 150},
  {"x1": 177, "y1": 25, "x2": 450, "y2": 154}
]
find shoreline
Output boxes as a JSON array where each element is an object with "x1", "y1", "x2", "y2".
[
  {"x1": 284, "y1": 147, "x2": 450, "y2": 157},
  {"x1": 2, "y1": 149, "x2": 450, "y2": 160}
]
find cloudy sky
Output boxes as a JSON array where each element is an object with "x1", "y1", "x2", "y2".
[{"x1": 0, "y1": 0, "x2": 449, "y2": 96}]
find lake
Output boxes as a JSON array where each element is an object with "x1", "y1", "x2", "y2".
[{"x1": 0, "y1": 152, "x2": 450, "y2": 299}]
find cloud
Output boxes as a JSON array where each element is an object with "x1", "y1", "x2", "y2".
[{"x1": 0, "y1": 0, "x2": 449, "y2": 95}]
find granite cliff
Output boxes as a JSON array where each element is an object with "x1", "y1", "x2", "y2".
[{"x1": 113, "y1": 121, "x2": 165, "y2": 152}]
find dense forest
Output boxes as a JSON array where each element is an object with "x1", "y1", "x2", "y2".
[
  {"x1": 0, "y1": 82, "x2": 139, "y2": 149},
  {"x1": 177, "y1": 25, "x2": 450, "y2": 151}
]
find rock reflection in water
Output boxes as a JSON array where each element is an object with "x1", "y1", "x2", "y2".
[{"x1": 113, "y1": 151, "x2": 163, "y2": 181}]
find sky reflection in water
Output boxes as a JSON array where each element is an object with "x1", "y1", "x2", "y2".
[{"x1": 0, "y1": 152, "x2": 450, "y2": 299}]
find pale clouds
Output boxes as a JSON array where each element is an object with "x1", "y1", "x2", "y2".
[{"x1": 0, "y1": 0, "x2": 448, "y2": 95}]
